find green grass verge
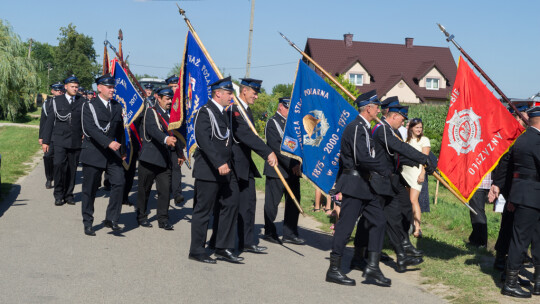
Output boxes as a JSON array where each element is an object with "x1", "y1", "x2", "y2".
[
  {"x1": 253, "y1": 154, "x2": 509, "y2": 303},
  {"x1": 0, "y1": 126, "x2": 40, "y2": 198}
]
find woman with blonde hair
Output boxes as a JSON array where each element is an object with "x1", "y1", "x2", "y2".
[{"x1": 401, "y1": 118, "x2": 430, "y2": 238}]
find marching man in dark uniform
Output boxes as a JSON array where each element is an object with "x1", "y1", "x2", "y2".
[
  {"x1": 143, "y1": 84, "x2": 156, "y2": 108},
  {"x1": 164, "y1": 75, "x2": 185, "y2": 205},
  {"x1": 356, "y1": 98, "x2": 434, "y2": 273},
  {"x1": 79, "y1": 74, "x2": 126, "y2": 236},
  {"x1": 165, "y1": 75, "x2": 179, "y2": 92},
  {"x1": 490, "y1": 103, "x2": 531, "y2": 273},
  {"x1": 495, "y1": 106, "x2": 540, "y2": 298},
  {"x1": 326, "y1": 92, "x2": 391, "y2": 287},
  {"x1": 136, "y1": 88, "x2": 184, "y2": 230},
  {"x1": 39, "y1": 82, "x2": 64, "y2": 189},
  {"x1": 41, "y1": 75, "x2": 85, "y2": 206},
  {"x1": 189, "y1": 77, "x2": 243, "y2": 264},
  {"x1": 230, "y1": 78, "x2": 277, "y2": 253},
  {"x1": 263, "y1": 97, "x2": 304, "y2": 245}
]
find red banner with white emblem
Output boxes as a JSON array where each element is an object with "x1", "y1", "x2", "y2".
[{"x1": 438, "y1": 57, "x2": 524, "y2": 201}]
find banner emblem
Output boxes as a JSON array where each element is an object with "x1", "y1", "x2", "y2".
[
  {"x1": 446, "y1": 108, "x2": 482, "y2": 155},
  {"x1": 282, "y1": 136, "x2": 298, "y2": 153},
  {"x1": 303, "y1": 110, "x2": 329, "y2": 147}
]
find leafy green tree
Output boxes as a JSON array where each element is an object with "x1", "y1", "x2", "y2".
[
  {"x1": 325, "y1": 74, "x2": 360, "y2": 106},
  {"x1": 28, "y1": 41, "x2": 56, "y2": 92},
  {"x1": 0, "y1": 19, "x2": 40, "y2": 121},
  {"x1": 53, "y1": 24, "x2": 99, "y2": 88},
  {"x1": 272, "y1": 83, "x2": 293, "y2": 97},
  {"x1": 168, "y1": 62, "x2": 182, "y2": 78}
]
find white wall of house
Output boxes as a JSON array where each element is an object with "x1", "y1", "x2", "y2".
[
  {"x1": 382, "y1": 80, "x2": 420, "y2": 103},
  {"x1": 419, "y1": 67, "x2": 446, "y2": 89},
  {"x1": 345, "y1": 62, "x2": 370, "y2": 85}
]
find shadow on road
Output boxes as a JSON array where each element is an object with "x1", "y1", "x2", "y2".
[{"x1": 0, "y1": 184, "x2": 21, "y2": 218}]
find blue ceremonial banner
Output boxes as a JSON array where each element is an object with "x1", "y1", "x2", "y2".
[
  {"x1": 112, "y1": 60, "x2": 145, "y2": 169},
  {"x1": 180, "y1": 31, "x2": 220, "y2": 157},
  {"x1": 281, "y1": 60, "x2": 359, "y2": 193}
]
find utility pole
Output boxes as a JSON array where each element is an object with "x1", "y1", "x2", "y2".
[{"x1": 245, "y1": 0, "x2": 255, "y2": 77}]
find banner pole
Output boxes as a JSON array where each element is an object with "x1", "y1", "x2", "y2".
[
  {"x1": 279, "y1": 32, "x2": 477, "y2": 215},
  {"x1": 437, "y1": 24, "x2": 529, "y2": 126},
  {"x1": 176, "y1": 5, "x2": 304, "y2": 216}
]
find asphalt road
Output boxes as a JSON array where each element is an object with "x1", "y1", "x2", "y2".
[{"x1": 0, "y1": 158, "x2": 445, "y2": 304}]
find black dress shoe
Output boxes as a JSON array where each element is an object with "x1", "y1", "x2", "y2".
[
  {"x1": 174, "y1": 194, "x2": 185, "y2": 205},
  {"x1": 103, "y1": 220, "x2": 122, "y2": 231},
  {"x1": 214, "y1": 249, "x2": 244, "y2": 263},
  {"x1": 158, "y1": 222, "x2": 174, "y2": 230},
  {"x1": 138, "y1": 220, "x2": 153, "y2": 228},
  {"x1": 188, "y1": 253, "x2": 216, "y2": 264},
  {"x1": 45, "y1": 180, "x2": 53, "y2": 189},
  {"x1": 282, "y1": 236, "x2": 306, "y2": 245},
  {"x1": 243, "y1": 244, "x2": 268, "y2": 254},
  {"x1": 54, "y1": 199, "x2": 65, "y2": 206},
  {"x1": 84, "y1": 226, "x2": 96, "y2": 236},
  {"x1": 65, "y1": 199, "x2": 75, "y2": 205},
  {"x1": 261, "y1": 234, "x2": 282, "y2": 245}
]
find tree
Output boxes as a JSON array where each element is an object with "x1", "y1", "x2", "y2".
[
  {"x1": 0, "y1": 19, "x2": 40, "y2": 121},
  {"x1": 168, "y1": 62, "x2": 182, "y2": 78},
  {"x1": 53, "y1": 24, "x2": 99, "y2": 89},
  {"x1": 28, "y1": 41, "x2": 56, "y2": 92},
  {"x1": 325, "y1": 74, "x2": 360, "y2": 106},
  {"x1": 272, "y1": 83, "x2": 293, "y2": 97}
]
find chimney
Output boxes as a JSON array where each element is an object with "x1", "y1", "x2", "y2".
[
  {"x1": 405, "y1": 37, "x2": 414, "y2": 48},
  {"x1": 344, "y1": 33, "x2": 353, "y2": 48}
]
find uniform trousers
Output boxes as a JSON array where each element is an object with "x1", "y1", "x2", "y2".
[
  {"x1": 171, "y1": 153, "x2": 183, "y2": 200},
  {"x1": 264, "y1": 177, "x2": 300, "y2": 238},
  {"x1": 237, "y1": 177, "x2": 257, "y2": 248},
  {"x1": 331, "y1": 194, "x2": 386, "y2": 257},
  {"x1": 495, "y1": 206, "x2": 515, "y2": 255},
  {"x1": 190, "y1": 176, "x2": 239, "y2": 255},
  {"x1": 43, "y1": 144, "x2": 54, "y2": 182},
  {"x1": 356, "y1": 194, "x2": 406, "y2": 250},
  {"x1": 122, "y1": 158, "x2": 137, "y2": 204},
  {"x1": 81, "y1": 161, "x2": 124, "y2": 228},
  {"x1": 53, "y1": 146, "x2": 80, "y2": 201},
  {"x1": 396, "y1": 183, "x2": 413, "y2": 238},
  {"x1": 507, "y1": 204, "x2": 540, "y2": 270},
  {"x1": 136, "y1": 161, "x2": 171, "y2": 225},
  {"x1": 468, "y1": 189, "x2": 489, "y2": 246}
]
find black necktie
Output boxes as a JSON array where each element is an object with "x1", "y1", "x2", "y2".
[
  {"x1": 70, "y1": 96, "x2": 74, "y2": 104},
  {"x1": 247, "y1": 107, "x2": 253, "y2": 123},
  {"x1": 107, "y1": 102, "x2": 111, "y2": 112}
]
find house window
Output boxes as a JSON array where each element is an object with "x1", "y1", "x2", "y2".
[
  {"x1": 349, "y1": 73, "x2": 363, "y2": 86},
  {"x1": 426, "y1": 78, "x2": 439, "y2": 90}
]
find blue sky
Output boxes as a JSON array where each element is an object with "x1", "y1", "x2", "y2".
[{"x1": 2, "y1": 0, "x2": 539, "y2": 98}]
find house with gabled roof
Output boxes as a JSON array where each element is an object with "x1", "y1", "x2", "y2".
[{"x1": 303, "y1": 34, "x2": 457, "y2": 103}]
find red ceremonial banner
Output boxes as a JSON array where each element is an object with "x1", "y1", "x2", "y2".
[
  {"x1": 438, "y1": 57, "x2": 525, "y2": 201},
  {"x1": 169, "y1": 73, "x2": 183, "y2": 130}
]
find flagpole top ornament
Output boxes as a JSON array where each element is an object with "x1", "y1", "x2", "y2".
[
  {"x1": 118, "y1": 29, "x2": 123, "y2": 41},
  {"x1": 437, "y1": 23, "x2": 455, "y2": 43},
  {"x1": 176, "y1": 3, "x2": 186, "y2": 17}
]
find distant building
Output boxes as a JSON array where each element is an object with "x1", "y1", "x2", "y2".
[{"x1": 303, "y1": 34, "x2": 457, "y2": 104}]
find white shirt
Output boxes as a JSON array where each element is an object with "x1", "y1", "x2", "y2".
[
  {"x1": 65, "y1": 93, "x2": 75, "y2": 104},
  {"x1": 98, "y1": 95, "x2": 110, "y2": 109},
  {"x1": 359, "y1": 113, "x2": 370, "y2": 126},
  {"x1": 237, "y1": 97, "x2": 249, "y2": 110},
  {"x1": 211, "y1": 98, "x2": 225, "y2": 113}
]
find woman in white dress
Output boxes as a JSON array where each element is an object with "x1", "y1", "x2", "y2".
[{"x1": 401, "y1": 118, "x2": 430, "y2": 238}]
